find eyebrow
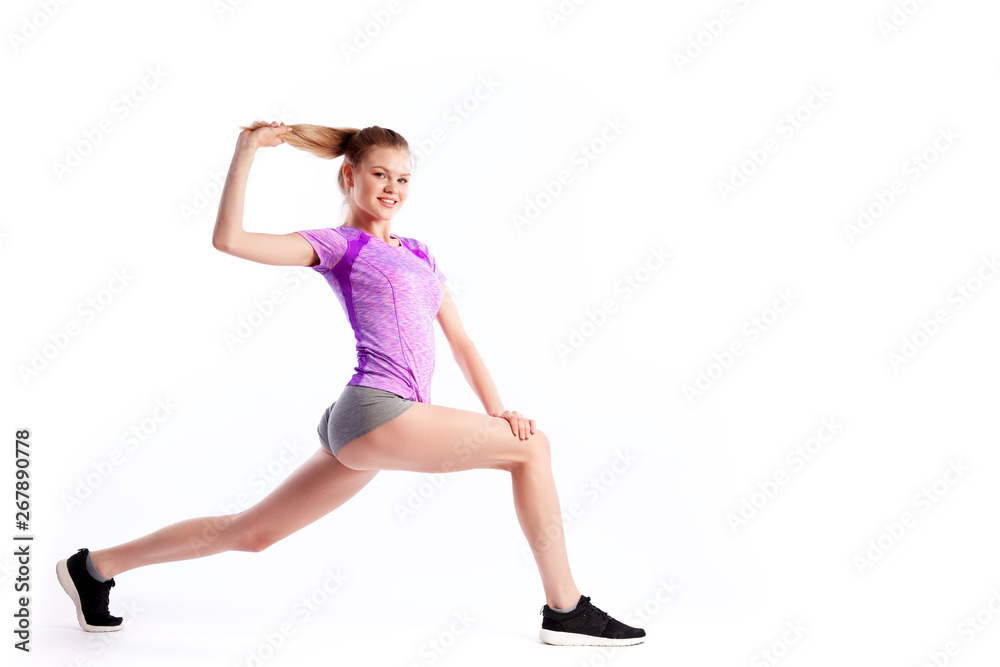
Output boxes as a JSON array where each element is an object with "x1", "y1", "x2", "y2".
[{"x1": 371, "y1": 165, "x2": 411, "y2": 177}]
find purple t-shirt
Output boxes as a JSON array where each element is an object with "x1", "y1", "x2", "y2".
[{"x1": 295, "y1": 224, "x2": 447, "y2": 403}]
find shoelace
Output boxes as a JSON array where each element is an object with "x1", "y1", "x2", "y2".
[
  {"x1": 540, "y1": 597, "x2": 610, "y2": 625},
  {"x1": 586, "y1": 602, "x2": 610, "y2": 626},
  {"x1": 92, "y1": 579, "x2": 115, "y2": 617}
]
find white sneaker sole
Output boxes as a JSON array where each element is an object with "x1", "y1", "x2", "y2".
[
  {"x1": 56, "y1": 558, "x2": 124, "y2": 633},
  {"x1": 540, "y1": 628, "x2": 645, "y2": 646}
]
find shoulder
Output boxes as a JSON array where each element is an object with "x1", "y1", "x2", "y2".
[
  {"x1": 295, "y1": 226, "x2": 353, "y2": 271},
  {"x1": 300, "y1": 225, "x2": 351, "y2": 240},
  {"x1": 308, "y1": 225, "x2": 356, "y2": 248},
  {"x1": 398, "y1": 233, "x2": 441, "y2": 254},
  {"x1": 398, "y1": 234, "x2": 439, "y2": 263},
  {"x1": 396, "y1": 233, "x2": 424, "y2": 250}
]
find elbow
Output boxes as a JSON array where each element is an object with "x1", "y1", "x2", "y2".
[
  {"x1": 212, "y1": 234, "x2": 231, "y2": 253},
  {"x1": 212, "y1": 218, "x2": 241, "y2": 253}
]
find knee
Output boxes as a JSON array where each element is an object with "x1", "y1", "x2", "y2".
[
  {"x1": 506, "y1": 428, "x2": 552, "y2": 471},
  {"x1": 531, "y1": 429, "x2": 552, "y2": 459}
]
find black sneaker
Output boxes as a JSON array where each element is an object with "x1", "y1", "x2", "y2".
[
  {"x1": 540, "y1": 595, "x2": 645, "y2": 646},
  {"x1": 56, "y1": 548, "x2": 124, "y2": 632}
]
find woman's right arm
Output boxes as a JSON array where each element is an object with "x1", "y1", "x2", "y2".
[{"x1": 211, "y1": 122, "x2": 319, "y2": 267}]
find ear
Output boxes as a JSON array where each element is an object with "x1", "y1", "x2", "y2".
[{"x1": 343, "y1": 162, "x2": 354, "y2": 188}]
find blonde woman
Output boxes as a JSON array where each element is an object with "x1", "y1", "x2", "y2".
[{"x1": 57, "y1": 120, "x2": 646, "y2": 647}]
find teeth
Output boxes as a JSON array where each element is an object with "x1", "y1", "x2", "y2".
[{"x1": 379, "y1": 198, "x2": 395, "y2": 204}]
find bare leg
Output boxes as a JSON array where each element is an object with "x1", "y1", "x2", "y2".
[
  {"x1": 89, "y1": 449, "x2": 378, "y2": 579},
  {"x1": 335, "y1": 402, "x2": 581, "y2": 610}
]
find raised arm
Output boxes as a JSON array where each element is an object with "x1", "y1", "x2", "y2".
[{"x1": 212, "y1": 122, "x2": 318, "y2": 267}]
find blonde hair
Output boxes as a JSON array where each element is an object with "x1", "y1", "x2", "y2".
[{"x1": 238, "y1": 121, "x2": 411, "y2": 204}]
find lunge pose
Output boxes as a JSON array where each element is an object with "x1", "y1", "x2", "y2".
[{"x1": 56, "y1": 120, "x2": 646, "y2": 647}]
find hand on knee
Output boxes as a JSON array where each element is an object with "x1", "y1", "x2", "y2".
[{"x1": 490, "y1": 409, "x2": 537, "y2": 441}]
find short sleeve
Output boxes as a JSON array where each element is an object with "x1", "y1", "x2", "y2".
[
  {"x1": 295, "y1": 228, "x2": 347, "y2": 273},
  {"x1": 422, "y1": 242, "x2": 447, "y2": 283}
]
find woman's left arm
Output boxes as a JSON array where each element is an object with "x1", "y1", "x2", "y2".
[{"x1": 436, "y1": 285, "x2": 536, "y2": 440}]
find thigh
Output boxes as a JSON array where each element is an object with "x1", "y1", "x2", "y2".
[
  {"x1": 335, "y1": 401, "x2": 549, "y2": 474},
  {"x1": 231, "y1": 448, "x2": 378, "y2": 545}
]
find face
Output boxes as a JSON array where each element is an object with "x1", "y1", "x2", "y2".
[{"x1": 344, "y1": 146, "x2": 411, "y2": 222}]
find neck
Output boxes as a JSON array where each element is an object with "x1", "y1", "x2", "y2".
[
  {"x1": 343, "y1": 214, "x2": 394, "y2": 242},
  {"x1": 342, "y1": 217, "x2": 398, "y2": 246}
]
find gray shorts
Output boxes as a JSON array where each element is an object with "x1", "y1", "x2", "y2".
[{"x1": 317, "y1": 384, "x2": 416, "y2": 456}]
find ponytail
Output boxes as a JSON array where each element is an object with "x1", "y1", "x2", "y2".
[{"x1": 239, "y1": 121, "x2": 410, "y2": 201}]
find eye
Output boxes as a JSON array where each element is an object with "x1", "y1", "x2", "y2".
[{"x1": 398, "y1": 178, "x2": 408, "y2": 184}]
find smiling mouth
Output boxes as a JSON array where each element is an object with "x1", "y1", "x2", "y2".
[{"x1": 378, "y1": 197, "x2": 397, "y2": 206}]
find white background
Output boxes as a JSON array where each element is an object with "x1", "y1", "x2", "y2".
[{"x1": 4, "y1": 1, "x2": 1000, "y2": 666}]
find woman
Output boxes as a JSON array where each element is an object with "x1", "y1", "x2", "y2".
[{"x1": 56, "y1": 120, "x2": 646, "y2": 647}]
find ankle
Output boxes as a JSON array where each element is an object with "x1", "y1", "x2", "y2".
[
  {"x1": 547, "y1": 592, "x2": 582, "y2": 611},
  {"x1": 88, "y1": 550, "x2": 114, "y2": 580}
]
